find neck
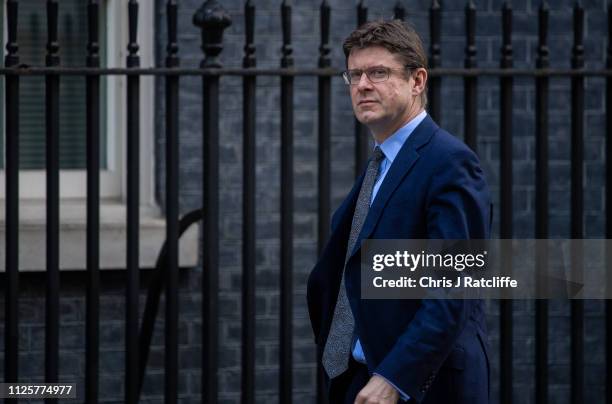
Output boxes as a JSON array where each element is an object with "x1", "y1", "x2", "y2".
[{"x1": 370, "y1": 107, "x2": 424, "y2": 144}]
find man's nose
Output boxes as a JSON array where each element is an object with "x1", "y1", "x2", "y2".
[{"x1": 356, "y1": 72, "x2": 373, "y2": 90}]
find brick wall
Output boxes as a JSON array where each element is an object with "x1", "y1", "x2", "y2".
[{"x1": 0, "y1": 0, "x2": 609, "y2": 403}]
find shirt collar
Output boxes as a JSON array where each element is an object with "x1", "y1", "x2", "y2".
[{"x1": 375, "y1": 110, "x2": 428, "y2": 163}]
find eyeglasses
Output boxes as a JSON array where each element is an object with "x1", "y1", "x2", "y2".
[{"x1": 341, "y1": 65, "x2": 417, "y2": 85}]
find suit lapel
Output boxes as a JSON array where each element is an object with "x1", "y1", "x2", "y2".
[
  {"x1": 328, "y1": 169, "x2": 365, "y2": 239},
  {"x1": 348, "y1": 115, "x2": 439, "y2": 259}
]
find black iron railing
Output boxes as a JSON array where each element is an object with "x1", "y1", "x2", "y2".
[{"x1": 2, "y1": 1, "x2": 612, "y2": 404}]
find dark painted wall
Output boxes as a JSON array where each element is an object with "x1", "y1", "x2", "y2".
[{"x1": 0, "y1": 1, "x2": 609, "y2": 403}]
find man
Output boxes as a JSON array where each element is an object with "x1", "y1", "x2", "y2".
[{"x1": 307, "y1": 20, "x2": 491, "y2": 403}]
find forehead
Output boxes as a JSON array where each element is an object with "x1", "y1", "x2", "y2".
[{"x1": 347, "y1": 46, "x2": 402, "y2": 69}]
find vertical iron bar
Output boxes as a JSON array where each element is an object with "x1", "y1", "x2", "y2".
[
  {"x1": 607, "y1": 4, "x2": 612, "y2": 403},
  {"x1": 242, "y1": 1, "x2": 256, "y2": 403},
  {"x1": 570, "y1": 3, "x2": 584, "y2": 404},
  {"x1": 393, "y1": 1, "x2": 406, "y2": 21},
  {"x1": 464, "y1": 1, "x2": 477, "y2": 153},
  {"x1": 318, "y1": 3, "x2": 332, "y2": 403},
  {"x1": 280, "y1": 2, "x2": 294, "y2": 403},
  {"x1": 318, "y1": 0, "x2": 331, "y2": 255},
  {"x1": 499, "y1": 4, "x2": 513, "y2": 404},
  {"x1": 125, "y1": 1, "x2": 140, "y2": 403},
  {"x1": 193, "y1": 2, "x2": 231, "y2": 403},
  {"x1": 355, "y1": 1, "x2": 369, "y2": 178},
  {"x1": 4, "y1": 0, "x2": 20, "y2": 388},
  {"x1": 428, "y1": 0, "x2": 441, "y2": 123},
  {"x1": 45, "y1": 3, "x2": 60, "y2": 403},
  {"x1": 535, "y1": 3, "x2": 550, "y2": 404},
  {"x1": 165, "y1": 1, "x2": 179, "y2": 403},
  {"x1": 86, "y1": 1, "x2": 101, "y2": 403},
  {"x1": 202, "y1": 43, "x2": 221, "y2": 404}
]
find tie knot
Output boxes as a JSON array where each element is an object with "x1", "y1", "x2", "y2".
[{"x1": 373, "y1": 146, "x2": 385, "y2": 162}]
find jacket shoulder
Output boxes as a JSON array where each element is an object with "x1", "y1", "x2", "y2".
[{"x1": 425, "y1": 128, "x2": 478, "y2": 160}]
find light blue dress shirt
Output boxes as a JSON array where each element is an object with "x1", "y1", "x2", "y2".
[{"x1": 352, "y1": 109, "x2": 428, "y2": 401}]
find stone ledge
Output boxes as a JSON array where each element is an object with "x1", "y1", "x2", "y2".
[{"x1": 0, "y1": 199, "x2": 199, "y2": 271}]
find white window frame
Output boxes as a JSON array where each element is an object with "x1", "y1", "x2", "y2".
[
  {"x1": 0, "y1": 0, "x2": 155, "y2": 204},
  {"x1": 0, "y1": 1, "x2": 198, "y2": 271}
]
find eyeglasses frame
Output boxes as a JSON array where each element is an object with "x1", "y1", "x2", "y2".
[{"x1": 341, "y1": 64, "x2": 420, "y2": 86}]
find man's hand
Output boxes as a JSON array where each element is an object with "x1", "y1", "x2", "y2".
[{"x1": 354, "y1": 375, "x2": 400, "y2": 404}]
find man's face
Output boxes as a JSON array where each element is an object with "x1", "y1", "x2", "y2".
[{"x1": 347, "y1": 46, "x2": 417, "y2": 139}]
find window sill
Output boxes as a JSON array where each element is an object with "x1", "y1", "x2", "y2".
[{"x1": 0, "y1": 199, "x2": 199, "y2": 271}]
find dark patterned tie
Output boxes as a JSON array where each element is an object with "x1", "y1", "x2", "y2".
[{"x1": 322, "y1": 146, "x2": 385, "y2": 378}]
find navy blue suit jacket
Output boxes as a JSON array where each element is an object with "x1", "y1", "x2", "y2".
[{"x1": 307, "y1": 115, "x2": 492, "y2": 403}]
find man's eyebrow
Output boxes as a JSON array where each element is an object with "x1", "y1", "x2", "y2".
[{"x1": 348, "y1": 64, "x2": 387, "y2": 71}]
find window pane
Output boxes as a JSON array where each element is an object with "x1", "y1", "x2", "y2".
[
  {"x1": 20, "y1": 0, "x2": 87, "y2": 169},
  {"x1": 1, "y1": 0, "x2": 106, "y2": 170}
]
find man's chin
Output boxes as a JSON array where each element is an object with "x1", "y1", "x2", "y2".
[{"x1": 356, "y1": 113, "x2": 381, "y2": 126}]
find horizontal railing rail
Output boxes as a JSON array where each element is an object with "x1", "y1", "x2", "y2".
[{"x1": 1, "y1": 67, "x2": 612, "y2": 77}]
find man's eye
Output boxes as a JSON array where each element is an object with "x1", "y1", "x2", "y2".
[
  {"x1": 370, "y1": 69, "x2": 387, "y2": 78},
  {"x1": 349, "y1": 71, "x2": 362, "y2": 80}
]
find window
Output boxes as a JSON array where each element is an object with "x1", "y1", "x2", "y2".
[
  {"x1": 0, "y1": 0, "x2": 155, "y2": 201},
  {"x1": 0, "y1": 0, "x2": 106, "y2": 170},
  {"x1": 0, "y1": 1, "x2": 198, "y2": 271}
]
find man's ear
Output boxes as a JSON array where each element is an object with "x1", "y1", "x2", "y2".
[{"x1": 413, "y1": 68, "x2": 428, "y2": 95}]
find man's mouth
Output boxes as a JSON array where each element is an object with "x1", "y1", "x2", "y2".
[{"x1": 358, "y1": 100, "x2": 377, "y2": 105}]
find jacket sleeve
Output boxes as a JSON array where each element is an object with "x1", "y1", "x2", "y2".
[{"x1": 373, "y1": 147, "x2": 491, "y2": 402}]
